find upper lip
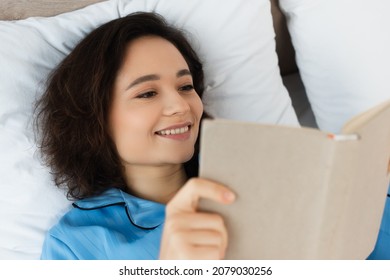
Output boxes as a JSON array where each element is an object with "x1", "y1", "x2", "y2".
[{"x1": 155, "y1": 121, "x2": 192, "y2": 133}]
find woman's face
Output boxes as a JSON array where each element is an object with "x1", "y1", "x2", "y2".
[{"x1": 109, "y1": 36, "x2": 203, "y2": 168}]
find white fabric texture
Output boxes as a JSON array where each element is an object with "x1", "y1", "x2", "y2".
[
  {"x1": 280, "y1": 0, "x2": 390, "y2": 133},
  {"x1": 0, "y1": 0, "x2": 297, "y2": 259}
]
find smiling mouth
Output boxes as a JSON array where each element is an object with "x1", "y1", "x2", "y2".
[{"x1": 155, "y1": 125, "x2": 190, "y2": 136}]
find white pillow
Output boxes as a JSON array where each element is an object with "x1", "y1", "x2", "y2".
[
  {"x1": 279, "y1": 0, "x2": 390, "y2": 133},
  {"x1": 0, "y1": 0, "x2": 298, "y2": 259}
]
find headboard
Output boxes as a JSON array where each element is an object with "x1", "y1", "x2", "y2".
[
  {"x1": 0, "y1": 0, "x2": 297, "y2": 76},
  {"x1": 0, "y1": 0, "x2": 105, "y2": 20}
]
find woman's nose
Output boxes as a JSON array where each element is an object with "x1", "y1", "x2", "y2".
[{"x1": 162, "y1": 90, "x2": 191, "y2": 116}]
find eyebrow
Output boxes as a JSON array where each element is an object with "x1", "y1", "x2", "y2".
[
  {"x1": 176, "y1": 69, "x2": 191, "y2": 78},
  {"x1": 126, "y1": 69, "x2": 192, "y2": 90}
]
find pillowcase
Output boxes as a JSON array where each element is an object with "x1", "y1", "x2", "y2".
[
  {"x1": 279, "y1": 0, "x2": 390, "y2": 133},
  {"x1": 0, "y1": 0, "x2": 298, "y2": 259},
  {"x1": 141, "y1": 0, "x2": 299, "y2": 125}
]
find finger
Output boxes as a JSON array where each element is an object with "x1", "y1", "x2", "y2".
[
  {"x1": 165, "y1": 212, "x2": 226, "y2": 230},
  {"x1": 162, "y1": 242, "x2": 223, "y2": 260},
  {"x1": 163, "y1": 212, "x2": 228, "y2": 250},
  {"x1": 179, "y1": 230, "x2": 225, "y2": 248},
  {"x1": 167, "y1": 178, "x2": 235, "y2": 214},
  {"x1": 182, "y1": 246, "x2": 223, "y2": 260}
]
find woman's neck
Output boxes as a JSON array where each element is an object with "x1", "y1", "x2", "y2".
[{"x1": 123, "y1": 164, "x2": 187, "y2": 204}]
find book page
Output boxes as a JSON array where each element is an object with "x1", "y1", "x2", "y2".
[{"x1": 342, "y1": 99, "x2": 390, "y2": 134}]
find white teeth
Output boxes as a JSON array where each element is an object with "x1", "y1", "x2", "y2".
[{"x1": 158, "y1": 126, "x2": 189, "y2": 135}]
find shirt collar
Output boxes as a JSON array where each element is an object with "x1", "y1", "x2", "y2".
[{"x1": 73, "y1": 188, "x2": 165, "y2": 229}]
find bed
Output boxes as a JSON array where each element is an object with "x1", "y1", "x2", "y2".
[{"x1": 1, "y1": 0, "x2": 389, "y2": 260}]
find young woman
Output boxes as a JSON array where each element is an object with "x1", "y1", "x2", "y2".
[{"x1": 36, "y1": 12, "x2": 235, "y2": 260}]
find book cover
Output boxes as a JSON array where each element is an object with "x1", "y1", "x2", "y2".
[{"x1": 199, "y1": 100, "x2": 390, "y2": 259}]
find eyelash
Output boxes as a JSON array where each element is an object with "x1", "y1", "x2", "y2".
[
  {"x1": 135, "y1": 84, "x2": 194, "y2": 99},
  {"x1": 179, "y1": 84, "x2": 194, "y2": 92},
  {"x1": 136, "y1": 91, "x2": 157, "y2": 99}
]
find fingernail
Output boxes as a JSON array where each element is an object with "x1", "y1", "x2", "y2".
[{"x1": 223, "y1": 191, "x2": 235, "y2": 202}]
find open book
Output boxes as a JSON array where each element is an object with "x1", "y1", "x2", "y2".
[{"x1": 199, "y1": 99, "x2": 390, "y2": 259}]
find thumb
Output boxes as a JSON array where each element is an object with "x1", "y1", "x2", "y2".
[{"x1": 166, "y1": 178, "x2": 235, "y2": 214}]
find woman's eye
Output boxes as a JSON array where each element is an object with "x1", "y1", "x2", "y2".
[
  {"x1": 179, "y1": 84, "x2": 194, "y2": 92},
  {"x1": 136, "y1": 91, "x2": 157, "y2": 99}
]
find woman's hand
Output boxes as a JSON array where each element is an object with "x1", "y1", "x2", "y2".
[{"x1": 159, "y1": 178, "x2": 235, "y2": 260}]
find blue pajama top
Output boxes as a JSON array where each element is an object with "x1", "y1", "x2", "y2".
[
  {"x1": 40, "y1": 186, "x2": 390, "y2": 260},
  {"x1": 40, "y1": 188, "x2": 165, "y2": 259}
]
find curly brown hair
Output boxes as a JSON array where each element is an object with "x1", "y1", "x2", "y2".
[{"x1": 35, "y1": 12, "x2": 205, "y2": 200}]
